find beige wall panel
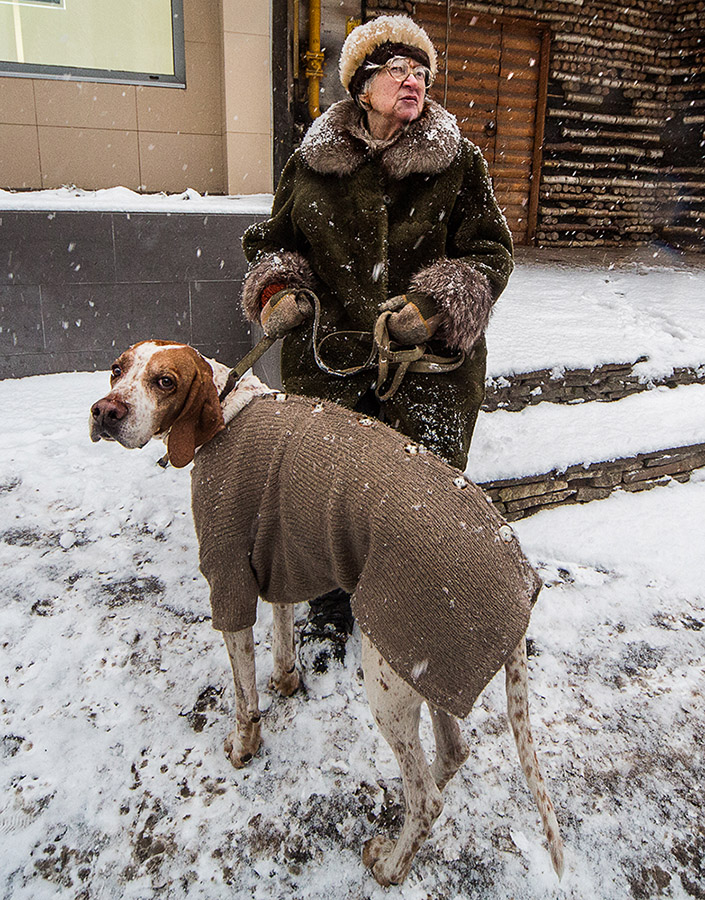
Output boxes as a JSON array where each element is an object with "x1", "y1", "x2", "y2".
[
  {"x1": 0, "y1": 0, "x2": 271, "y2": 194},
  {"x1": 222, "y1": 0, "x2": 269, "y2": 36},
  {"x1": 38, "y1": 127, "x2": 140, "y2": 190},
  {"x1": 139, "y1": 131, "x2": 224, "y2": 193},
  {"x1": 184, "y1": 0, "x2": 222, "y2": 44},
  {"x1": 33, "y1": 81, "x2": 138, "y2": 130},
  {"x1": 0, "y1": 124, "x2": 41, "y2": 188},
  {"x1": 223, "y1": 32, "x2": 270, "y2": 135},
  {"x1": 136, "y1": 40, "x2": 222, "y2": 135},
  {"x1": 224, "y1": 131, "x2": 271, "y2": 193},
  {"x1": 0, "y1": 78, "x2": 36, "y2": 126}
]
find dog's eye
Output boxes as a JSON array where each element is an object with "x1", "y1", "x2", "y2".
[
  {"x1": 157, "y1": 375, "x2": 175, "y2": 390},
  {"x1": 111, "y1": 365, "x2": 122, "y2": 379}
]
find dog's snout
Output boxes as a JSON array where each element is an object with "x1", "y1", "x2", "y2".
[
  {"x1": 91, "y1": 397, "x2": 128, "y2": 438},
  {"x1": 92, "y1": 397, "x2": 128, "y2": 421}
]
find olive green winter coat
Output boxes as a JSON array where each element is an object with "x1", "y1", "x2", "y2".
[{"x1": 241, "y1": 99, "x2": 513, "y2": 468}]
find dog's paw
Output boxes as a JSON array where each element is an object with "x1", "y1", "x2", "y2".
[
  {"x1": 362, "y1": 836, "x2": 400, "y2": 886},
  {"x1": 269, "y1": 666, "x2": 300, "y2": 697},
  {"x1": 224, "y1": 720, "x2": 261, "y2": 769}
]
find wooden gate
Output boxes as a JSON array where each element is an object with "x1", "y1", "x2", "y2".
[{"x1": 415, "y1": 3, "x2": 550, "y2": 245}]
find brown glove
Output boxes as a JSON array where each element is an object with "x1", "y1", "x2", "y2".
[
  {"x1": 384, "y1": 293, "x2": 442, "y2": 345},
  {"x1": 260, "y1": 288, "x2": 314, "y2": 339}
]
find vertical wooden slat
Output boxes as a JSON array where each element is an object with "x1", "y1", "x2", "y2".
[
  {"x1": 526, "y1": 27, "x2": 551, "y2": 245},
  {"x1": 414, "y1": 3, "x2": 548, "y2": 245}
]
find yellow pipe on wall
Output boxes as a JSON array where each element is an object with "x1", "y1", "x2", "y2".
[{"x1": 304, "y1": 0, "x2": 324, "y2": 119}]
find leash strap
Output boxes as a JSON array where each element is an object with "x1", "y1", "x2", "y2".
[
  {"x1": 372, "y1": 310, "x2": 425, "y2": 400},
  {"x1": 214, "y1": 288, "x2": 468, "y2": 410},
  {"x1": 311, "y1": 291, "x2": 466, "y2": 400},
  {"x1": 310, "y1": 289, "x2": 378, "y2": 377},
  {"x1": 218, "y1": 334, "x2": 276, "y2": 401}
]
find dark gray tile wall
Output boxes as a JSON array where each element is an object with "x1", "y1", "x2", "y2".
[{"x1": 0, "y1": 210, "x2": 264, "y2": 378}]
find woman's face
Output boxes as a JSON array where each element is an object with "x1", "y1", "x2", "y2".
[{"x1": 364, "y1": 57, "x2": 427, "y2": 135}]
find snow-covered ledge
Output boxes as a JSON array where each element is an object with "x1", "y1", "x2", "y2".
[{"x1": 0, "y1": 187, "x2": 274, "y2": 215}]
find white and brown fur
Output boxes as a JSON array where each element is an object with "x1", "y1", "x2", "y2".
[{"x1": 90, "y1": 340, "x2": 564, "y2": 886}]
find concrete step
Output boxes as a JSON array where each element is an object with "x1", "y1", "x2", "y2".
[
  {"x1": 467, "y1": 382, "x2": 705, "y2": 520},
  {"x1": 479, "y1": 442, "x2": 705, "y2": 521}
]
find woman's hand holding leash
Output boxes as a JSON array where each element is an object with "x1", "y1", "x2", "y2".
[
  {"x1": 260, "y1": 289, "x2": 314, "y2": 339},
  {"x1": 382, "y1": 293, "x2": 442, "y2": 345}
]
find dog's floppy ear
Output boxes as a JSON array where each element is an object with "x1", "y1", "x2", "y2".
[{"x1": 166, "y1": 356, "x2": 225, "y2": 468}]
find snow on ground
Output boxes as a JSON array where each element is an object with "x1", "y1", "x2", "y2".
[
  {"x1": 466, "y1": 383, "x2": 705, "y2": 482},
  {"x1": 487, "y1": 247, "x2": 705, "y2": 381},
  {"x1": 1, "y1": 366, "x2": 703, "y2": 900},
  {"x1": 1, "y1": 253, "x2": 704, "y2": 899}
]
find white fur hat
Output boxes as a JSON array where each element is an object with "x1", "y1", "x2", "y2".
[{"x1": 339, "y1": 15, "x2": 438, "y2": 93}]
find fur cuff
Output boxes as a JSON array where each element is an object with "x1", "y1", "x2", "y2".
[
  {"x1": 241, "y1": 252, "x2": 315, "y2": 322},
  {"x1": 409, "y1": 260, "x2": 494, "y2": 352}
]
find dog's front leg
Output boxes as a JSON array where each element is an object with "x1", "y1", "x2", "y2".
[
  {"x1": 222, "y1": 628, "x2": 262, "y2": 768},
  {"x1": 269, "y1": 603, "x2": 300, "y2": 696}
]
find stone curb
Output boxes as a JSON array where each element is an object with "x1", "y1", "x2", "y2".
[
  {"x1": 479, "y1": 442, "x2": 705, "y2": 521},
  {"x1": 483, "y1": 362, "x2": 705, "y2": 412}
]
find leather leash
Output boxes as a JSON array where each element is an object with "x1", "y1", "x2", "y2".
[
  {"x1": 217, "y1": 334, "x2": 276, "y2": 402},
  {"x1": 310, "y1": 291, "x2": 466, "y2": 400},
  {"x1": 157, "y1": 292, "x2": 465, "y2": 467}
]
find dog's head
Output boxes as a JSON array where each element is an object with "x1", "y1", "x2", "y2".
[{"x1": 89, "y1": 341, "x2": 225, "y2": 467}]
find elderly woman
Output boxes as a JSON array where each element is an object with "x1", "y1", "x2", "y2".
[{"x1": 240, "y1": 15, "x2": 514, "y2": 660}]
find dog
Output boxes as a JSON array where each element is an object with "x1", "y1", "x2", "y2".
[{"x1": 90, "y1": 340, "x2": 564, "y2": 886}]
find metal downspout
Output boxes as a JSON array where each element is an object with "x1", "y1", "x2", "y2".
[{"x1": 304, "y1": 0, "x2": 324, "y2": 119}]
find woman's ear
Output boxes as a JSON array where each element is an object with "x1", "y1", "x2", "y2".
[
  {"x1": 167, "y1": 358, "x2": 225, "y2": 467},
  {"x1": 358, "y1": 92, "x2": 372, "y2": 111}
]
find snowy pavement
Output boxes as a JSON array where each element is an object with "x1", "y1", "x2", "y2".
[
  {"x1": 487, "y1": 246, "x2": 705, "y2": 381},
  {"x1": 2, "y1": 251, "x2": 705, "y2": 899}
]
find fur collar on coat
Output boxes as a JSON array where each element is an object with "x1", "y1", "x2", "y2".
[{"x1": 299, "y1": 98, "x2": 462, "y2": 180}]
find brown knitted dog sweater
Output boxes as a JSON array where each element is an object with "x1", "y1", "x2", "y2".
[{"x1": 191, "y1": 393, "x2": 541, "y2": 718}]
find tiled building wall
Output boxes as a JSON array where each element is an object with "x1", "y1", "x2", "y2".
[
  {"x1": 0, "y1": 211, "x2": 263, "y2": 378},
  {"x1": 0, "y1": 0, "x2": 274, "y2": 196}
]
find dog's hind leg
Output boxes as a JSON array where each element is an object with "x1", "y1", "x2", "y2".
[
  {"x1": 505, "y1": 638, "x2": 565, "y2": 878},
  {"x1": 360, "y1": 635, "x2": 443, "y2": 886},
  {"x1": 269, "y1": 603, "x2": 300, "y2": 696},
  {"x1": 222, "y1": 628, "x2": 262, "y2": 768},
  {"x1": 429, "y1": 706, "x2": 470, "y2": 790}
]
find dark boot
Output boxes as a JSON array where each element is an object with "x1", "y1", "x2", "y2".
[{"x1": 300, "y1": 588, "x2": 354, "y2": 672}]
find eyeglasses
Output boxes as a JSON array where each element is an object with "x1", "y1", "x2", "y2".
[{"x1": 366, "y1": 56, "x2": 433, "y2": 87}]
